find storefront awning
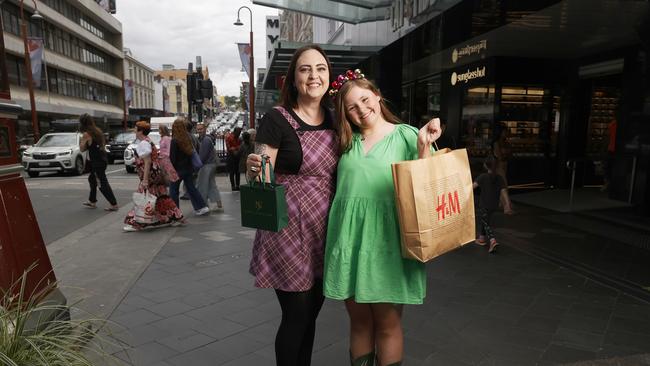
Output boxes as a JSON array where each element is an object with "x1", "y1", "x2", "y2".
[
  {"x1": 328, "y1": 0, "x2": 390, "y2": 10},
  {"x1": 263, "y1": 41, "x2": 381, "y2": 89},
  {"x1": 252, "y1": 0, "x2": 389, "y2": 24}
]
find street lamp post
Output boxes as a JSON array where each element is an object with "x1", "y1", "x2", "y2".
[
  {"x1": 20, "y1": 0, "x2": 44, "y2": 142},
  {"x1": 234, "y1": 6, "x2": 255, "y2": 129}
]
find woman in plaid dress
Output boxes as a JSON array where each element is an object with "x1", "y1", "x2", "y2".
[{"x1": 246, "y1": 45, "x2": 338, "y2": 366}]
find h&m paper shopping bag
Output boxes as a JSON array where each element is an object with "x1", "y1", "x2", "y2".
[{"x1": 392, "y1": 148, "x2": 475, "y2": 262}]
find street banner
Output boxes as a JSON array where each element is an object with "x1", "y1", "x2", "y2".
[
  {"x1": 237, "y1": 43, "x2": 251, "y2": 79},
  {"x1": 27, "y1": 38, "x2": 43, "y2": 88},
  {"x1": 99, "y1": 0, "x2": 117, "y2": 13},
  {"x1": 124, "y1": 79, "x2": 133, "y2": 108},
  {"x1": 98, "y1": 0, "x2": 110, "y2": 11}
]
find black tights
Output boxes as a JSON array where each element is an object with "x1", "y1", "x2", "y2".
[{"x1": 274, "y1": 280, "x2": 325, "y2": 366}]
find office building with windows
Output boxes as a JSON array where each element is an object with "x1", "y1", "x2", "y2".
[
  {"x1": 123, "y1": 47, "x2": 154, "y2": 110},
  {"x1": 1, "y1": 0, "x2": 124, "y2": 141}
]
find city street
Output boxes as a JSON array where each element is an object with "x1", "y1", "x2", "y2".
[
  {"x1": 24, "y1": 162, "x2": 139, "y2": 245},
  {"x1": 26, "y1": 172, "x2": 650, "y2": 365},
  {"x1": 1, "y1": 0, "x2": 649, "y2": 365}
]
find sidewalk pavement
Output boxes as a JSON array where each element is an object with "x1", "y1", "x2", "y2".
[{"x1": 46, "y1": 176, "x2": 650, "y2": 365}]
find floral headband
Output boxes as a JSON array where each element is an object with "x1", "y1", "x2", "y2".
[{"x1": 329, "y1": 69, "x2": 365, "y2": 97}]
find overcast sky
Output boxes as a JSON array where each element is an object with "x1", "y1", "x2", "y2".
[{"x1": 114, "y1": 1, "x2": 279, "y2": 96}]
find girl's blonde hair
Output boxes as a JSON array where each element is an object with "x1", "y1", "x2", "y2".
[
  {"x1": 171, "y1": 118, "x2": 193, "y2": 155},
  {"x1": 334, "y1": 78, "x2": 402, "y2": 154}
]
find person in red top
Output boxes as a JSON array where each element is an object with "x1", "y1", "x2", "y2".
[{"x1": 226, "y1": 127, "x2": 242, "y2": 190}]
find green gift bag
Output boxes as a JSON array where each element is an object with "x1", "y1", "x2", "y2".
[{"x1": 240, "y1": 158, "x2": 289, "y2": 232}]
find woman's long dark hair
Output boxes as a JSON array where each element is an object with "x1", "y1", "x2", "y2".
[
  {"x1": 172, "y1": 118, "x2": 193, "y2": 155},
  {"x1": 278, "y1": 44, "x2": 333, "y2": 110},
  {"x1": 79, "y1": 114, "x2": 104, "y2": 146}
]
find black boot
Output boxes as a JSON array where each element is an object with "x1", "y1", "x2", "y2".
[{"x1": 350, "y1": 351, "x2": 375, "y2": 366}]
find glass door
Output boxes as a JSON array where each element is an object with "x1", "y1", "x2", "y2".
[{"x1": 461, "y1": 85, "x2": 495, "y2": 158}]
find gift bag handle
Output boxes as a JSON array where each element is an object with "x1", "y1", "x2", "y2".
[{"x1": 260, "y1": 154, "x2": 276, "y2": 186}]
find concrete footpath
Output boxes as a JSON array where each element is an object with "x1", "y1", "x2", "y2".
[{"x1": 47, "y1": 178, "x2": 650, "y2": 366}]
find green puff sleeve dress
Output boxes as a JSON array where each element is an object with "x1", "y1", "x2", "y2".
[{"x1": 323, "y1": 123, "x2": 426, "y2": 304}]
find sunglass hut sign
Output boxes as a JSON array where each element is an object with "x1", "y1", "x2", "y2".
[
  {"x1": 450, "y1": 66, "x2": 486, "y2": 86},
  {"x1": 449, "y1": 39, "x2": 488, "y2": 87}
]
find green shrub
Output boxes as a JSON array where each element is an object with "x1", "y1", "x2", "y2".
[{"x1": 0, "y1": 267, "x2": 122, "y2": 365}]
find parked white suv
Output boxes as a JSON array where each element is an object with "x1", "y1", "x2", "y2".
[
  {"x1": 124, "y1": 131, "x2": 161, "y2": 173},
  {"x1": 22, "y1": 133, "x2": 87, "y2": 177}
]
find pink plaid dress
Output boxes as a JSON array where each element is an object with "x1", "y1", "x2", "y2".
[{"x1": 249, "y1": 106, "x2": 338, "y2": 292}]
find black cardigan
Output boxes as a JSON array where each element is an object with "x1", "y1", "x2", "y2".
[{"x1": 170, "y1": 139, "x2": 193, "y2": 176}]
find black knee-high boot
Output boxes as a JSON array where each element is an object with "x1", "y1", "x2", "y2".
[{"x1": 350, "y1": 351, "x2": 375, "y2": 366}]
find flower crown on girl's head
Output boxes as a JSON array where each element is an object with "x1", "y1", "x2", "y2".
[{"x1": 329, "y1": 69, "x2": 365, "y2": 97}]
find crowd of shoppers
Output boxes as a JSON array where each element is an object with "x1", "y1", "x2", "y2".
[{"x1": 117, "y1": 117, "x2": 245, "y2": 232}]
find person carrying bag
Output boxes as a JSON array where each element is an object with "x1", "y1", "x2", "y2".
[{"x1": 240, "y1": 155, "x2": 288, "y2": 232}]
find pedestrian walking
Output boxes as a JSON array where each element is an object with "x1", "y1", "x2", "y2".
[
  {"x1": 238, "y1": 129, "x2": 255, "y2": 175},
  {"x1": 474, "y1": 156, "x2": 511, "y2": 253},
  {"x1": 226, "y1": 127, "x2": 242, "y2": 191},
  {"x1": 180, "y1": 120, "x2": 200, "y2": 200},
  {"x1": 492, "y1": 127, "x2": 514, "y2": 214},
  {"x1": 169, "y1": 118, "x2": 209, "y2": 216},
  {"x1": 323, "y1": 72, "x2": 441, "y2": 366},
  {"x1": 123, "y1": 121, "x2": 183, "y2": 231},
  {"x1": 245, "y1": 45, "x2": 338, "y2": 366},
  {"x1": 78, "y1": 114, "x2": 118, "y2": 211},
  {"x1": 158, "y1": 125, "x2": 179, "y2": 184},
  {"x1": 196, "y1": 123, "x2": 223, "y2": 211}
]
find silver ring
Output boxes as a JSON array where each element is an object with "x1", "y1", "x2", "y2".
[{"x1": 250, "y1": 166, "x2": 259, "y2": 172}]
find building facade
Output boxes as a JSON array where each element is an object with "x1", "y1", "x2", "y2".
[
  {"x1": 279, "y1": 10, "x2": 312, "y2": 42},
  {"x1": 123, "y1": 48, "x2": 154, "y2": 109},
  {"x1": 259, "y1": 0, "x2": 650, "y2": 214},
  {"x1": 166, "y1": 78, "x2": 187, "y2": 116},
  {"x1": 155, "y1": 64, "x2": 213, "y2": 118},
  {"x1": 1, "y1": 0, "x2": 124, "y2": 141},
  {"x1": 153, "y1": 76, "x2": 167, "y2": 113},
  {"x1": 155, "y1": 64, "x2": 209, "y2": 83}
]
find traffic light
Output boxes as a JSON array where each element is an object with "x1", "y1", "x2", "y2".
[
  {"x1": 199, "y1": 79, "x2": 213, "y2": 99},
  {"x1": 187, "y1": 72, "x2": 196, "y2": 103}
]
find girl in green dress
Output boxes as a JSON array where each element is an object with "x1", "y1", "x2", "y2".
[{"x1": 323, "y1": 72, "x2": 441, "y2": 366}]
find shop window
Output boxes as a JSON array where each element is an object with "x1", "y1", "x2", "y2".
[
  {"x1": 500, "y1": 85, "x2": 550, "y2": 157},
  {"x1": 586, "y1": 87, "x2": 619, "y2": 156},
  {"x1": 48, "y1": 67, "x2": 58, "y2": 94},
  {"x1": 401, "y1": 84, "x2": 414, "y2": 124},
  {"x1": 414, "y1": 76, "x2": 441, "y2": 127},
  {"x1": 462, "y1": 85, "x2": 495, "y2": 158},
  {"x1": 6, "y1": 55, "x2": 20, "y2": 86}
]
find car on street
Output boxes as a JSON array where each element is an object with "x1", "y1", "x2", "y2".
[
  {"x1": 21, "y1": 132, "x2": 87, "y2": 177},
  {"x1": 124, "y1": 131, "x2": 161, "y2": 173},
  {"x1": 106, "y1": 130, "x2": 135, "y2": 164}
]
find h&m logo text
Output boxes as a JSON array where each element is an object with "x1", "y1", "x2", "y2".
[{"x1": 436, "y1": 191, "x2": 461, "y2": 221}]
